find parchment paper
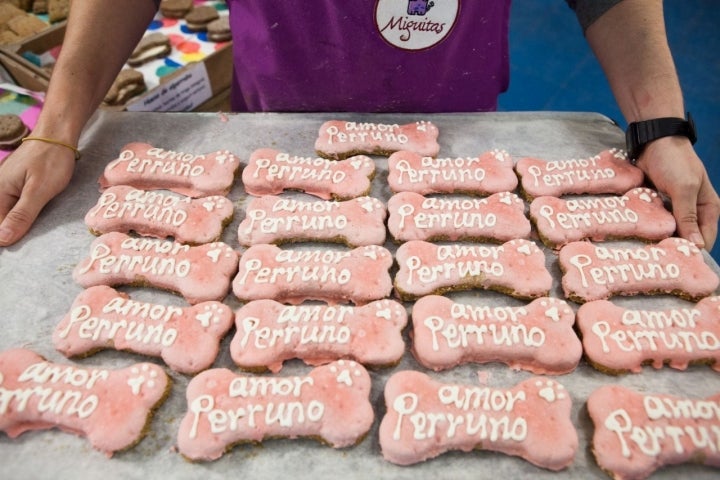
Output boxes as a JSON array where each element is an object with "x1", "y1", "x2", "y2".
[{"x1": 0, "y1": 111, "x2": 718, "y2": 479}]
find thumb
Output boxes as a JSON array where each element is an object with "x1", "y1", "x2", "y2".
[{"x1": 671, "y1": 186, "x2": 706, "y2": 249}]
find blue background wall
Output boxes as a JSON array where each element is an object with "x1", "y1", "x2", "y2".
[{"x1": 498, "y1": 0, "x2": 720, "y2": 261}]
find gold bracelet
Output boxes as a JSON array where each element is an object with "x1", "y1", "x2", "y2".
[{"x1": 21, "y1": 136, "x2": 81, "y2": 161}]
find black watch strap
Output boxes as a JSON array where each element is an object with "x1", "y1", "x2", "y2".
[{"x1": 625, "y1": 112, "x2": 697, "y2": 163}]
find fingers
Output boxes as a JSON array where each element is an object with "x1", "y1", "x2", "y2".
[{"x1": 0, "y1": 177, "x2": 56, "y2": 246}]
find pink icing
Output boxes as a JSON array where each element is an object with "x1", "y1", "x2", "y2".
[
  {"x1": 242, "y1": 148, "x2": 375, "y2": 200},
  {"x1": 387, "y1": 191, "x2": 530, "y2": 243},
  {"x1": 588, "y1": 385, "x2": 720, "y2": 479},
  {"x1": 231, "y1": 299, "x2": 407, "y2": 372},
  {"x1": 530, "y1": 187, "x2": 676, "y2": 248},
  {"x1": 232, "y1": 244, "x2": 393, "y2": 305},
  {"x1": 387, "y1": 149, "x2": 517, "y2": 195},
  {"x1": 559, "y1": 237, "x2": 720, "y2": 303},
  {"x1": 379, "y1": 371, "x2": 577, "y2": 470},
  {"x1": 515, "y1": 149, "x2": 644, "y2": 199},
  {"x1": 411, "y1": 295, "x2": 581, "y2": 374},
  {"x1": 394, "y1": 239, "x2": 552, "y2": 300},
  {"x1": 53, "y1": 286, "x2": 234, "y2": 374},
  {"x1": 237, "y1": 195, "x2": 387, "y2": 247},
  {"x1": 85, "y1": 185, "x2": 234, "y2": 244},
  {"x1": 99, "y1": 142, "x2": 241, "y2": 197},
  {"x1": 0, "y1": 348, "x2": 169, "y2": 457},
  {"x1": 314, "y1": 120, "x2": 439, "y2": 159},
  {"x1": 73, "y1": 232, "x2": 239, "y2": 305},
  {"x1": 177, "y1": 360, "x2": 373, "y2": 461},
  {"x1": 576, "y1": 297, "x2": 720, "y2": 373}
]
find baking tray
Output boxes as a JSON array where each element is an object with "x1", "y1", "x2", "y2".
[{"x1": 0, "y1": 111, "x2": 718, "y2": 479}]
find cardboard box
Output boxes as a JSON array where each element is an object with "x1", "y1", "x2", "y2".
[
  {"x1": 0, "y1": 20, "x2": 232, "y2": 112},
  {"x1": 0, "y1": 21, "x2": 65, "y2": 92}
]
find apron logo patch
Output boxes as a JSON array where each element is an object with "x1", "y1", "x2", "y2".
[{"x1": 376, "y1": 0, "x2": 460, "y2": 51}]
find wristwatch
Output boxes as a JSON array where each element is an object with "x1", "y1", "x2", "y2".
[{"x1": 625, "y1": 112, "x2": 697, "y2": 163}]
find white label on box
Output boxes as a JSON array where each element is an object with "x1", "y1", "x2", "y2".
[{"x1": 127, "y1": 62, "x2": 213, "y2": 112}]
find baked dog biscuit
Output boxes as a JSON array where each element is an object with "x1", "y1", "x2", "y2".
[
  {"x1": 233, "y1": 244, "x2": 393, "y2": 305},
  {"x1": 576, "y1": 297, "x2": 720, "y2": 374},
  {"x1": 207, "y1": 16, "x2": 231, "y2": 42},
  {"x1": 530, "y1": 187, "x2": 676, "y2": 249},
  {"x1": 237, "y1": 195, "x2": 386, "y2": 247},
  {"x1": 515, "y1": 148, "x2": 644, "y2": 200},
  {"x1": 85, "y1": 185, "x2": 234, "y2": 245},
  {"x1": 315, "y1": 120, "x2": 439, "y2": 159},
  {"x1": 558, "y1": 237, "x2": 720, "y2": 303},
  {"x1": 100, "y1": 142, "x2": 241, "y2": 197},
  {"x1": 588, "y1": 385, "x2": 720, "y2": 479},
  {"x1": 184, "y1": 5, "x2": 219, "y2": 32},
  {"x1": 177, "y1": 360, "x2": 373, "y2": 461},
  {"x1": 53, "y1": 286, "x2": 234, "y2": 374},
  {"x1": 387, "y1": 191, "x2": 530, "y2": 243},
  {"x1": 128, "y1": 32, "x2": 171, "y2": 67},
  {"x1": 394, "y1": 239, "x2": 552, "y2": 301},
  {"x1": 231, "y1": 299, "x2": 407, "y2": 372},
  {"x1": 73, "y1": 232, "x2": 239, "y2": 305},
  {"x1": 242, "y1": 148, "x2": 375, "y2": 200},
  {"x1": 0, "y1": 348, "x2": 169, "y2": 456},
  {"x1": 388, "y1": 149, "x2": 517, "y2": 195},
  {"x1": 379, "y1": 371, "x2": 577, "y2": 470},
  {"x1": 159, "y1": 0, "x2": 193, "y2": 18},
  {"x1": 411, "y1": 295, "x2": 581, "y2": 374},
  {"x1": 0, "y1": 113, "x2": 29, "y2": 149},
  {"x1": 103, "y1": 69, "x2": 146, "y2": 106}
]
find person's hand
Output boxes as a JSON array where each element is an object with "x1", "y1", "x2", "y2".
[
  {"x1": 0, "y1": 141, "x2": 75, "y2": 246},
  {"x1": 636, "y1": 136, "x2": 720, "y2": 251}
]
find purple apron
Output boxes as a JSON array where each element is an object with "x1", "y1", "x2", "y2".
[{"x1": 226, "y1": 0, "x2": 510, "y2": 112}]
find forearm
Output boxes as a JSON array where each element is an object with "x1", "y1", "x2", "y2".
[
  {"x1": 34, "y1": 0, "x2": 158, "y2": 144},
  {"x1": 584, "y1": 0, "x2": 685, "y2": 123}
]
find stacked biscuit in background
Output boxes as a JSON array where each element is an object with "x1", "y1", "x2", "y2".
[{"x1": 0, "y1": 0, "x2": 68, "y2": 45}]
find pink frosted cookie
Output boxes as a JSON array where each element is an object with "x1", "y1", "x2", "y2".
[
  {"x1": 73, "y1": 232, "x2": 239, "y2": 305},
  {"x1": 394, "y1": 239, "x2": 552, "y2": 301},
  {"x1": 387, "y1": 149, "x2": 517, "y2": 195},
  {"x1": 314, "y1": 120, "x2": 439, "y2": 159},
  {"x1": 411, "y1": 295, "x2": 581, "y2": 374},
  {"x1": 231, "y1": 299, "x2": 407, "y2": 372},
  {"x1": 242, "y1": 148, "x2": 375, "y2": 200},
  {"x1": 233, "y1": 244, "x2": 393, "y2": 305},
  {"x1": 577, "y1": 297, "x2": 720, "y2": 374},
  {"x1": 387, "y1": 191, "x2": 530, "y2": 243},
  {"x1": 587, "y1": 385, "x2": 720, "y2": 479},
  {"x1": 0, "y1": 348, "x2": 169, "y2": 457},
  {"x1": 53, "y1": 286, "x2": 234, "y2": 374},
  {"x1": 177, "y1": 360, "x2": 373, "y2": 461},
  {"x1": 515, "y1": 148, "x2": 644, "y2": 200},
  {"x1": 99, "y1": 142, "x2": 241, "y2": 197},
  {"x1": 379, "y1": 370, "x2": 577, "y2": 469},
  {"x1": 558, "y1": 237, "x2": 719, "y2": 303},
  {"x1": 85, "y1": 185, "x2": 234, "y2": 245},
  {"x1": 237, "y1": 195, "x2": 386, "y2": 247},
  {"x1": 530, "y1": 187, "x2": 676, "y2": 249}
]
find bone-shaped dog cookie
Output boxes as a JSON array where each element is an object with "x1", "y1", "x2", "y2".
[
  {"x1": 530, "y1": 187, "x2": 676, "y2": 249},
  {"x1": 73, "y1": 232, "x2": 239, "y2": 305},
  {"x1": 577, "y1": 297, "x2": 720, "y2": 374},
  {"x1": 177, "y1": 360, "x2": 373, "y2": 461},
  {"x1": 394, "y1": 239, "x2": 552, "y2": 301},
  {"x1": 314, "y1": 120, "x2": 439, "y2": 159},
  {"x1": 411, "y1": 295, "x2": 581, "y2": 374},
  {"x1": 242, "y1": 148, "x2": 375, "y2": 200},
  {"x1": 588, "y1": 385, "x2": 720, "y2": 479},
  {"x1": 379, "y1": 371, "x2": 577, "y2": 470},
  {"x1": 233, "y1": 244, "x2": 393, "y2": 305},
  {"x1": 237, "y1": 195, "x2": 387, "y2": 247},
  {"x1": 387, "y1": 149, "x2": 517, "y2": 195},
  {"x1": 231, "y1": 298, "x2": 407, "y2": 372},
  {"x1": 559, "y1": 237, "x2": 720, "y2": 303},
  {"x1": 388, "y1": 191, "x2": 530, "y2": 243},
  {"x1": 85, "y1": 186, "x2": 234, "y2": 245},
  {"x1": 100, "y1": 142, "x2": 241, "y2": 197},
  {"x1": 53, "y1": 286, "x2": 234, "y2": 374},
  {"x1": 515, "y1": 148, "x2": 644, "y2": 200},
  {"x1": 0, "y1": 348, "x2": 169, "y2": 456}
]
